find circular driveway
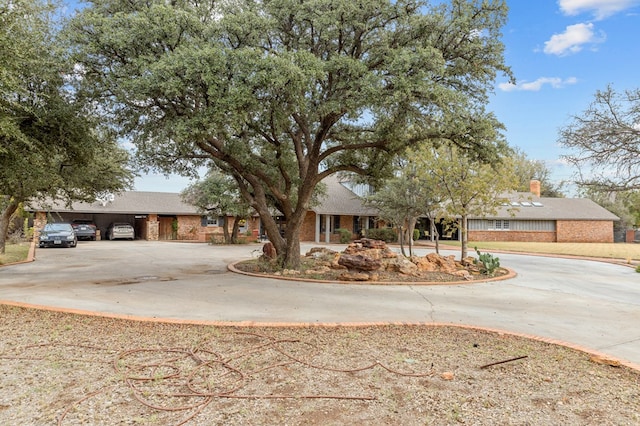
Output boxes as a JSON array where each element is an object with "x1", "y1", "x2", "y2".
[{"x1": 1, "y1": 240, "x2": 639, "y2": 367}]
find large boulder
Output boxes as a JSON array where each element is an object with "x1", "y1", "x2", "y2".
[
  {"x1": 384, "y1": 257, "x2": 419, "y2": 275},
  {"x1": 342, "y1": 239, "x2": 397, "y2": 259},
  {"x1": 337, "y1": 254, "x2": 382, "y2": 272}
]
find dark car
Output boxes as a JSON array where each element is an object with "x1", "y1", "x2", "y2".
[
  {"x1": 39, "y1": 223, "x2": 77, "y2": 248},
  {"x1": 71, "y1": 219, "x2": 97, "y2": 241},
  {"x1": 106, "y1": 222, "x2": 135, "y2": 240}
]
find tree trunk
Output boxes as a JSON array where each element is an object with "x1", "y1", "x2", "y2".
[
  {"x1": 408, "y1": 217, "x2": 417, "y2": 257},
  {"x1": 0, "y1": 198, "x2": 19, "y2": 255},
  {"x1": 231, "y1": 216, "x2": 242, "y2": 244},
  {"x1": 460, "y1": 215, "x2": 468, "y2": 260},
  {"x1": 222, "y1": 217, "x2": 231, "y2": 244},
  {"x1": 399, "y1": 225, "x2": 406, "y2": 257}
]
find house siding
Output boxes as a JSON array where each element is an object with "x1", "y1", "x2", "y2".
[
  {"x1": 556, "y1": 220, "x2": 614, "y2": 243},
  {"x1": 469, "y1": 230, "x2": 557, "y2": 242}
]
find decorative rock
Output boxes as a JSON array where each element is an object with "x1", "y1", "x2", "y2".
[
  {"x1": 305, "y1": 266, "x2": 331, "y2": 275},
  {"x1": 425, "y1": 253, "x2": 458, "y2": 273},
  {"x1": 338, "y1": 272, "x2": 372, "y2": 281},
  {"x1": 338, "y1": 254, "x2": 382, "y2": 271},
  {"x1": 305, "y1": 247, "x2": 337, "y2": 258},
  {"x1": 262, "y1": 242, "x2": 277, "y2": 260},
  {"x1": 385, "y1": 257, "x2": 418, "y2": 275},
  {"x1": 440, "y1": 372, "x2": 455, "y2": 381}
]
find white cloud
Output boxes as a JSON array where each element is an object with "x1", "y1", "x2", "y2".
[
  {"x1": 543, "y1": 23, "x2": 605, "y2": 56},
  {"x1": 499, "y1": 77, "x2": 578, "y2": 92},
  {"x1": 559, "y1": 0, "x2": 640, "y2": 20}
]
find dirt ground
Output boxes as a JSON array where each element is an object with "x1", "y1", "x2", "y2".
[{"x1": 1, "y1": 305, "x2": 638, "y2": 425}]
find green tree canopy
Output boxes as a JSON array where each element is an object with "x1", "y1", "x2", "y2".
[
  {"x1": 413, "y1": 143, "x2": 517, "y2": 259},
  {"x1": 0, "y1": 0, "x2": 133, "y2": 253},
  {"x1": 68, "y1": 0, "x2": 511, "y2": 268},
  {"x1": 181, "y1": 170, "x2": 253, "y2": 243},
  {"x1": 509, "y1": 148, "x2": 565, "y2": 197}
]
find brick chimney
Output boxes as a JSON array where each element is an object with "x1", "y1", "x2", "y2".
[{"x1": 530, "y1": 179, "x2": 541, "y2": 197}]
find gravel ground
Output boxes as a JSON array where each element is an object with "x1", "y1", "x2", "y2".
[{"x1": 1, "y1": 304, "x2": 639, "y2": 425}]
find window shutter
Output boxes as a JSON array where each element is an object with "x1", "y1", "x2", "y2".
[{"x1": 201, "y1": 216, "x2": 208, "y2": 227}]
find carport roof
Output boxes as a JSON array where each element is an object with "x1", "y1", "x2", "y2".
[{"x1": 29, "y1": 191, "x2": 201, "y2": 215}]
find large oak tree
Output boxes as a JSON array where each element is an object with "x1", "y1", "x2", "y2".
[
  {"x1": 68, "y1": 0, "x2": 511, "y2": 268},
  {"x1": 0, "y1": 0, "x2": 133, "y2": 254}
]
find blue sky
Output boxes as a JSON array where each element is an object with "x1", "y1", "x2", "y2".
[
  {"x1": 489, "y1": 0, "x2": 640, "y2": 191},
  {"x1": 63, "y1": 0, "x2": 640, "y2": 193}
]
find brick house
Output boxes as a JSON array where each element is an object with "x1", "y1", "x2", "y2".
[
  {"x1": 29, "y1": 192, "x2": 260, "y2": 242},
  {"x1": 466, "y1": 181, "x2": 620, "y2": 243},
  {"x1": 30, "y1": 179, "x2": 619, "y2": 244}
]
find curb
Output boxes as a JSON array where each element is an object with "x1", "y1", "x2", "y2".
[
  {"x1": 1, "y1": 299, "x2": 638, "y2": 372},
  {"x1": 227, "y1": 261, "x2": 517, "y2": 286}
]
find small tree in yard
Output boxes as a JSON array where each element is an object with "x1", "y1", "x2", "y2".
[
  {"x1": 67, "y1": 0, "x2": 512, "y2": 269},
  {"x1": 181, "y1": 170, "x2": 253, "y2": 244},
  {"x1": 414, "y1": 144, "x2": 517, "y2": 260}
]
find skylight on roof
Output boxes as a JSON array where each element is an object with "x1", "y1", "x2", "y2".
[
  {"x1": 520, "y1": 201, "x2": 532, "y2": 207},
  {"x1": 532, "y1": 202, "x2": 544, "y2": 207}
]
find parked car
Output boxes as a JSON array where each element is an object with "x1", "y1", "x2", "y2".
[
  {"x1": 71, "y1": 219, "x2": 97, "y2": 241},
  {"x1": 39, "y1": 223, "x2": 77, "y2": 248},
  {"x1": 106, "y1": 222, "x2": 135, "y2": 240}
]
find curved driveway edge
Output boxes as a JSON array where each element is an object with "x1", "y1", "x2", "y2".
[
  {"x1": 1, "y1": 298, "x2": 638, "y2": 372},
  {"x1": 0, "y1": 241, "x2": 639, "y2": 370}
]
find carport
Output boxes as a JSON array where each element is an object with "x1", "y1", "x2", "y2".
[{"x1": 27, "y1": 191, "x2": 209, "y2": 242}]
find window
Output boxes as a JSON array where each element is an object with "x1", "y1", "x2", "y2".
[
  {"x1": 202, "y1": 215, "x2": 224, "y2": 227},
  {"x1": 491, "y1": 220, "x2": 510, "y2": 230}
]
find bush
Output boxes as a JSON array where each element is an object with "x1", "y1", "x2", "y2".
[
  {"x1": 413, "y1": 229, "x2": 421, "y2": 241},
  {"x1": 636, "y1": 264, "x2": 640, "y2": 273},
  {"x1": 336, "y1": 228, "x2": 352, "y2": 243},
  {"x1": 365, "y1": 228, "x2": 397, "y2": 243}
]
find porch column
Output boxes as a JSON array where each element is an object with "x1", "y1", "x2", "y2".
[
  {"x1": 325, "y1": 214, "x2": 331, "y2": 243},
  {"x1": 315, "y1": 213, "x2": 320, "y2": 243}
]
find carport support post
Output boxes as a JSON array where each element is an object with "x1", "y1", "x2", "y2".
[
  {"x1": 315, "y1": 214, "x2": 320, "y2": 243},
  {"x1": 147, "y1": 214, "x2": 159, "y2": 241}
]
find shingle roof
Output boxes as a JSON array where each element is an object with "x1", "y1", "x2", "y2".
[
  {"x1": 311, "y1": 175, "x2": 378, "y2": 216},
  {"x1": 473, "y1": 192, "x2": 619, "y2": 221},
  {"x1": 28, "y1": 191, "x2": 200, "y2": 215},
  {"x1": 27, "y1": 182, "x2": 618, "y2": 222}
]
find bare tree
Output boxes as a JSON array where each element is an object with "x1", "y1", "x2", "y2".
[{"x1": 559, "y1": 85, "x2": 640, "y2": 191}]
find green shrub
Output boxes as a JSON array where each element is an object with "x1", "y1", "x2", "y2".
[
  {"x1": 413, "y1": 229, "x2": 421, "y2": 241},
  {"x1": 336, "y1": 228, "x2": 352, "y2": 244},
  {"x1": 636, "y1": 264, "x2": 640, "y2": 273},
  {"x1": 365, "y1": 228, "x2": 397, "y2": 243},
  {"x1": 474, "y1": 246, "x2": 500, "y2": 275}
]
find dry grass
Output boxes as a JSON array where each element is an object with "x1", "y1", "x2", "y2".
[
  {"x1": 0, "y1": 242, "x2": 30, "y2": 265},
  {"x1": 441, "y1": 241, "x2": 640, "y2": 262},
  {"x1": 1, "y1": 305, "x2": 639, "y2": 425}
]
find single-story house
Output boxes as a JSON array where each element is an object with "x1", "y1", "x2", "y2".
[
  {"x1": 466, "y1": 180, "x2": 620, "y2": 243},
  {"x1": 28, "y1": 192, "x2": 260, "y2": 242},
  {"x1": 28, "y1": 178, "x2": 619, "y2": 244}
]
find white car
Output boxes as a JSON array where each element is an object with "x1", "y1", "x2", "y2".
[{"x1": 106, "y1": 222, "x2": 135, "y2": 240}]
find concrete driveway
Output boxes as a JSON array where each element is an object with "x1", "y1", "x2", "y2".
[{"x1": 1, "y1": 240, "x2": 639, "y2": 367}]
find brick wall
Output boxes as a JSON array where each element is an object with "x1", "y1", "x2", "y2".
[
  {"x1": 299, "y1": 213, "x2": 357, "y2": 242},
  {"x1": 300, "y1": 212, "x2": 317, "y2": 242},
  {"x1": 556, "y1": 220, "x2": 614, "y2": 243},
  {"x1": 176, "y1": 215, "x2": 201, "y2": 241},
  {"x1": 469, "y1": 230, "x2": 556, "y2": 242}
]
